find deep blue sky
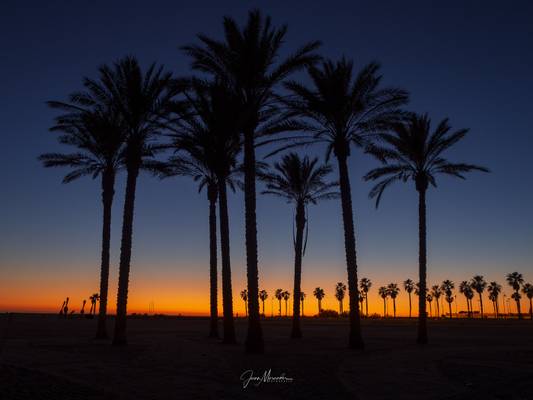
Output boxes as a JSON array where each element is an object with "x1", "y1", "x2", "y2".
[{"x1": 1, "y1": 1, "x2": 532, "y2": 313}]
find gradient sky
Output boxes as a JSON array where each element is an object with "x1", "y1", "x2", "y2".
[{"x1": 1, "y1": 1, "x2": 532, "y2": 316}]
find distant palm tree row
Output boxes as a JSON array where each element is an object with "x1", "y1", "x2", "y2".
[{"x1": 40, "y1": 9, "x2": 490, "y2": 351}]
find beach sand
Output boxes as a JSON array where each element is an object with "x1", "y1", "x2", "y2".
[{"x1": 0, "y1": 314, "x2": 532, "y2": 399}]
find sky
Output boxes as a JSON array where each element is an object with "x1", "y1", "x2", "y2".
[{"x1": 1, "y1": 1, "x2": 532, "y2": 316}]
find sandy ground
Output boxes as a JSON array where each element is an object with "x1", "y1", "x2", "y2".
[{"x1": 0, "y1": 314, "x2": 532, "y2": 400}]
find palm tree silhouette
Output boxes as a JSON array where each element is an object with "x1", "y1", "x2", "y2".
[
  {"x1": 521, "y1": 283, "x2": 533, "y2": 320},
  {"x1": 358, "y1": 293, "x2": 365, "y2": 315},
  {"x1": 275, "y1": 289, "x2": 284, "y2": 317},
  {"x1": 259, "y1": 290, "x2": 268, "y2": 317},
  {"x1": 89, "y1": 293, "x2": 100, "y2": 317},
  {"x1": 403, "y1": 279, "x2": 415, "y2": 318},
  {"x1": 40, "y1": 95, "x2": 123, "y2": 339},
  {"x1": 365, "y1": 114, "x2": 488, "y2": 342},
  {"x1": 387, "y1": 283, "x2": 400, "y2": 318},
  {"x1": 313, "y1": 287, "x2": 325, "y2": 315},
  {"x1": 260, "y1": 153, "x2": 338, "y2": 337},
  {"x1": 441, "y1": 280, "x2": 455, "y2": 318},
  {"x1": 164, "y1": 80, "x2": 241, "y2": 341},
  {"x1": 431, "y1": 285, "x2": 442, "y2": 318},
  {"x1": 183, "y1": 9, "x2": 321, "y2": 354},
  {"x1": 426, "y1": 294, "x2": 433, "y2": 317},
  {"x1": 378, "y1": 286, "x2": 388, "y2": 317},
  {"x1": 282, "y1": 291, "x2": 291, "y2": 317},
  {"x1": 487, "y1": 281, "x2": 502, "y2": 318},
  {"x1": 240, "y1": 290, "x2": 249, "y2": 317},
  {"x1": 300, "y1": 292, "x2": 306, "y2": 316},
  {"x1": 459, "y1": 281, "x2": 474, "y2": 318},
  {"x1": 80, "y1": 300, "x2": 87, "y2": 316},
  {"x1": 284, "y1": 59, "x2": 407, "y2": 349},
  {"x1": 506, "y1": 272, "x2": 524, "y2": 319},
  {"x1": 335, "y1": 282, "x2": 347, "y2": 315},
  {"x1": 359, "y1": 278, "x2": 372, "y2": 318},
  {"x1": 470, "y1": 275, "x2": 487, "y2": 318}
]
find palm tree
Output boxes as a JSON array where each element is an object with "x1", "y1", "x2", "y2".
[
  {"x1": 284, "y1": 59, "x2": 408, "y2": 349},
  {"x1": 426, "y1": 294, "x2": 433, "y2": 317},
  {"x1": 403, "y1": 279, "x2": 415, "y2": 318},
  {"x1": 365, "y1": 114, "x2": 488, "y2": 342},
  {"x1": 335, "y1": 282, "x2": 347, "y2": 315},
  {"x1": 387, "y1": 283, "x2": 400, "y2": 318},
  {"x1": 89, "y1": 293, "x2": 100, "y2": 316},
  {"x1": 360, "y1": 278, "x2": 372, "y2": 318},
  {"x1": 313, "y1": 287, "x2": 325, "y2": 314},
  {"x1": 358, "y1": 293, "x2": 365, "y2": 315},
  {"x1": 275, "y1": 289, "x2": 284, "y2": 317},
  {"x1": 470, "y1": 275, "x2": 487, "y2": 318},
  {"x1": 260, "y1": 153, "x2": 338, "y2": 337},
  {"x1": 506, "y1": 272, "x2": 524, "y2": 319},
  {"x1": 259, "y1": 290, "x2": 268, "y2": 317},
  {"x1": 521, "y1": 283, "x2": 533, "y2": 320},
  {"x1": 487, "y1": 281, "x2": 502, "y2": 318},
  {"x1": 378, "y1": 286, "x2": 389, "y2": 317},
  {"x1": 40, "y1": 98, "x2": 124, "y2": 339},
  {"x1": 441, "y1": 280, "x2": 455, "y2": 318},
  {"x1": 183, "y1": 9, "x2": 321, "y2": 354},
  {"x1": 459, "y1": 281, "x2": 474, "y2": 318},
  {"x1": 431, "y1": 285, "x2": 442, "y2": 318},
  {"x1": 240, "y1": 290, "x2": 249, "y2": 317},
  {"x1": 300, "y1": 292, "x2": 306, "y2": 316},
  {"x1": 282, "y1": 291, "x2": 291, "y2": 317}
]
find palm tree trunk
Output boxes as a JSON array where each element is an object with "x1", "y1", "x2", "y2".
[
  {"x1": 479, "y1": 293, "x2": 484, "y2": 318},
  {"x1": 383, "y1": 299, "x2": 386, "y2": 317},
  {"x1": 208, "y1": 184, "x2": 219, "y2": 338},
  {"x1": 408, "y1": 292, "x2": 412, "y2": 318},
  {"x1": 516, "y1": 290, "x2": 522, "y2": 319},
  {"x1": 318, "y1": 299, "x2": 321, "y2": 314},
  {"x1": 393, "y1": 299, "x2": 396, "y2": 318},
  {"x1": 416, "y1": 186, "x2": 428, "y2": 344},
  {"x1": 449, "y1": 302, "x2": 453, "y2": 319},
  {"x1": 365, "y1": 294, "x2": 368, "y2": 318},
  {"x1": 279, "y1": 300, "x2": 282, "y2": 316},
  {"x1": 436, "y1": 298, "x2": 440, "y2": 318},
  {"x1": 291, "y1": 201, "x2": 305, "y2": 338},
  {"x1": 495, "y1": 299, "x2": 499, "y2": 318},
  {"x1": 113, "y1": 164, "x2": 139, "y2": 346},
  {"x1": 218, "y1": 178, "x2": 236, "y2": 343},
  {"x1": 529, "y1": 299, "x2": 532, "y2": 320},
  {"x1": 261, "y1": 300, "x2": 265, "y2": 316},
  {"x1": 243, "y1": 129, "x2": 263, "y2": 354},
  {"x1": 96, "y1": 169, "x2": 115, "y2": 339},
  {"x1": 428, "y1": 301, "x2": 432, "y2": 317},
  {"x1": 301, "y1": 299, "x2": 304, "y2": 316},
  {"x1": 336, "y1": 152, "x2": 364, "y2": 349}
]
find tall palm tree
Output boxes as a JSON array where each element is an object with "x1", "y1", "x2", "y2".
[
  {"x1": 378, "y1": 286, "x2": 389, "y2": 317},
  {"x1": 240, "y1": 290, "x2": 249, "y2": 317},
  {"x1": 284, "y1": 59, "x2": 408, "y2": 349},
  {"x1": 365, "y1": 113, "x2": 488, "y2": 342},
  {"x1": 335, "y1": 282, "x2": 347, "y2": 315},
  {"x1": 459, "y1": 281, "x2": 474, "y2": 318},
  {"x1": 431, "y1": 285, "x2": 442, "y2": 318},
  {"x1": 40, "y1": 99, "x2": 124, "y2": 339},
  {"x1": 163, "y1": 80, "x2": 241, "y2": 342},
  {"x1": 506, "y1": 272, "x2": 524, "y2": 319},
  {"x1": 313, "y1": 287, "x2": 325, "y2": 314},
  {"x1": 470, "y1": 275, "x2": 487, "y2": 318},
  {"x1": 89, "y1": 293, "x2": 100, "y2": 317},
  {"x1": 403, "y1": 279, "x2": 415, "y2": 318},
  {"x1": 282, "y1": 291, "x2": 291, "y2": 317},
  {"x1": 441, "y1": 280, "x2": 455, "y2": 318},
  {"x1": 260, "y1": 153, "x2": 338, "y2": 337},
  {"x1": 300, "y1": 292, "x2": 306, "y2": 316},
  {"x1": 487, "y1": 281, "x2": 502, "y2": 318},
  {"x1": 387, "y1": 283, "x2": 400, "y2": 318},
  {"x1": 183, "y1": 9, "x2": 321, "y2": 354},
  {"x1": 275, "y1": 289, "x2": 284, "y2": 317},
  {"x1": 521, "y1": 283, "x2": 533, "y2": 320},
  {"x1": 259, "y1": 290, "x2": 268, "y2": 317},
  {"x1": 360, "y1": 278, "x2": 372, "y2": 317},
  {"x1": 426, "y1": 294, "x2": 433, "y2": 317}
]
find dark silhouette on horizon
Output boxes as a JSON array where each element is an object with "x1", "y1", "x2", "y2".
[{"x1": 313, "y1": 287, "x2": 325, "y2": 314}]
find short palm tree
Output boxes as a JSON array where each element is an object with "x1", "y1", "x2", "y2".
[
  {"x1": 506, "y1": 272, "x2": 524, "y2": 319},
  {"x1": 365, "y1": 113, "x2": 488, "y2": 342},
  {"x1": 89, "y1": 293, "x2": 100, "y2": 316},
  {"x1": 240, "y1": 290, "x2": 249, "y2": 317},
  {"x1": 183, "y1": 9, "x2": 321, "y2": 354},
  {"x1": 431, "y1": 285, "x2": 442, "y2": 318},
  {"x1": 426, "y1": 294, "x2": 433, "y2": 317},
  {"x1": 313, "y1": 287, "x2": 325, "y2": 314},
  {"x1": 260, "y1": 153, "x2": 338, "y2": 338},
  {"x1": 360, "y1": 278, "x2": 372, "y2": 317},
  {"x1": 284, "y1": 59, "x2": 408, "y2": 349},
  {"x1": 403, "y1": 279, "x2": 415, "y2": 318},
  {"x1": 441, "y1": 280, "x2": 455, "y2": 318},
  {"x1": 40, "y1": 102, "x2": 123, "y2": 339},
  {"x1": 470, "y1": 275, "x2": 487, "y2": 318},
  {"x1": 282, "y1": 291, "x2": 291, "y2": 317},
  {"x1": 387, "y1": 283, "x2": 400, "y2": 318},
  {"x1": 335, "y1": 282, "x2": 347, "y2": 315},
  {"x1": 459, "y1": 281, "x2": 475, "y2": 318},
  {"x1": 300, "y1": 292, "x2": 306, "y2": 316},
  {"x1": 487, "y1": 281, "x2": 502, "y2": 318},
  {"x1": 378, "y1": 286, "x2": 389, "y2": 317},
  {"x1": 521, "y1": 283, "x2": 533, "y2": 320},
  {"x1": 259, "y1": 290, "x2": 268, "y2": 317},
  {"x1": 275, "y1": 289, "x2": 284, "y2": 317}
]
